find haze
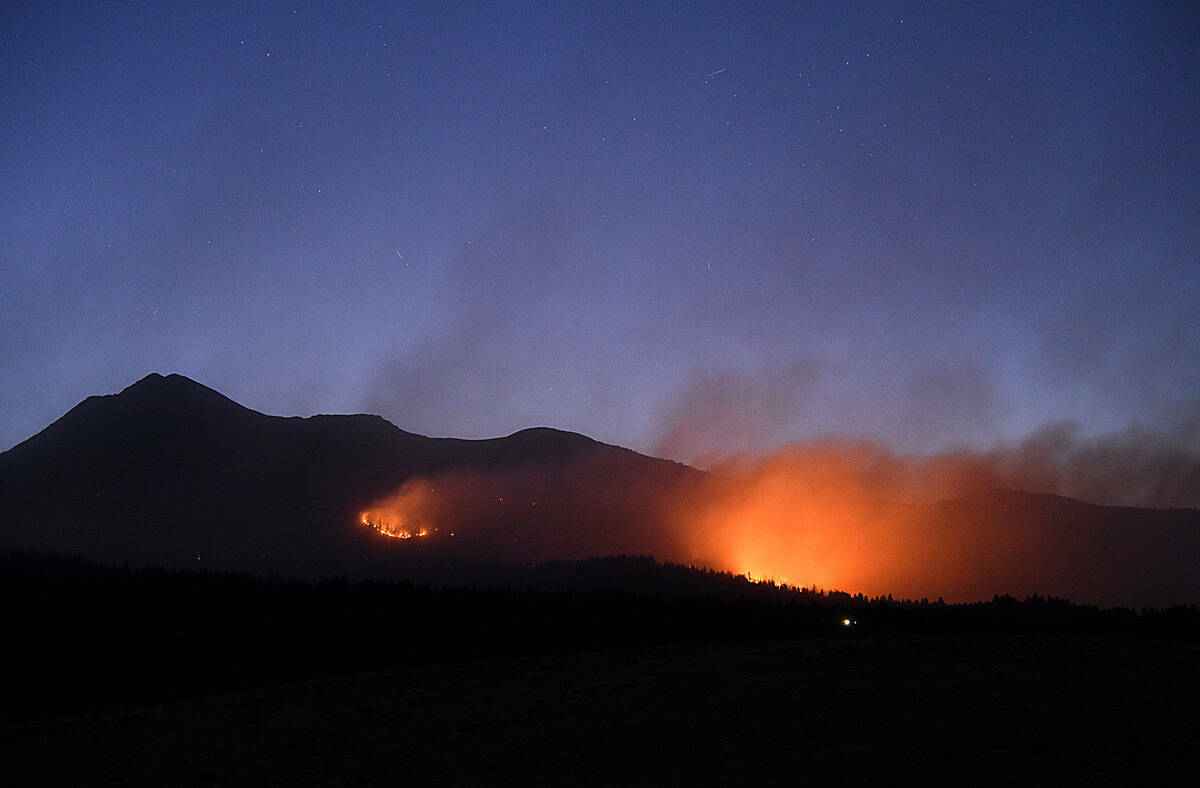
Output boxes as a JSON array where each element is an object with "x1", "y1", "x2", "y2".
[{"x1": 4, "y1": 2, "x2": 1198, "y2": 476}]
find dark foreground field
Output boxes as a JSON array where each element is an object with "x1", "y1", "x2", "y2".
[{"x1": 3, "y1": 632, "x2": 1197, "y2": 786}]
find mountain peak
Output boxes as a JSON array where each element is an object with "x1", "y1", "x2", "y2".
[
  {"x1": 111, "y1": 372, "x2": 250, "y2": 413},
  {"x1": 472, "y1": 425, "x2": 608, "y2": 467},
  {"x1": 6, "y1": 372, "x2": 265, "y2": 455},
  {"x1": 122, "y1": 372, "x2": 219, "y2": 396},
  {"x1": 0, "y1": 372, "x2": 697, "y2": 580},
  {"x1": 504, "y1": 426, "x2": 598, "y2": 445}
]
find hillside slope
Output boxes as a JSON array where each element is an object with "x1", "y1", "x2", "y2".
[
  {"x1": 1, "y1": 374, "x2": 1196, "y2": 606},
  {"x1": 0, "y1": 374, "x2": 694, "y2": 577}
]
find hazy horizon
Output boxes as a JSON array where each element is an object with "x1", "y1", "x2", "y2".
[{"x1": 3, "y1": 2, "x2": 1198, "y2": 467}]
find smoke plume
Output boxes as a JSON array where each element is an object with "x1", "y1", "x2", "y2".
[{"x1": 356, "y1": 398, "x2": 1200, "y2": 607}]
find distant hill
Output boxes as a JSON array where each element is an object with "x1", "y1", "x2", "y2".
[
  {"x1": 0, "y1": 373, "x2": 697, "y2": 578},
  {"x1": 894, "y1": 490, "x2": 1200, "y2": 608},
  {"x1": 0, "y1": 374, "x2": 1196, "y2": 607}
]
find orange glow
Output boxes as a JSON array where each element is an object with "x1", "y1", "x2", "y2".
[
  {"x1": 346, "y1": 434, "x2": 1193, "y2": 606},
  {"x1": 357, "y1": 448, "x2": 943, "y2": 593},
  {"x1": 359, "y1": 485, "x2": 438, "y2": 541},
  {"x1": 360, "y1": 510, "x2": 421, "y2": 539},
  {"x1": 357, "y1": 473, "x2": 480, "y2": 544},
  {"x1": 660, "y1": 443, "x2": 1041, "y2": 601}
]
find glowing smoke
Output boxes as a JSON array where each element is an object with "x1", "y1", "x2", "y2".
[
  {"x1": 661, "y1": 429, "x2": 1200, "y2": 605},
  {"x1": 356, "y1": 407, "x2": 1200, "y2": 607}
]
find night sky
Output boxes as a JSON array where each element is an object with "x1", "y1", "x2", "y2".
[{"x1": 4, "y1": 1, "x2": 1198, "y2": 467}]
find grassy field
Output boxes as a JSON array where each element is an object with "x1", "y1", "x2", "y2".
[{"x1": 3, "y1": 632, "x2": 1196, "y2": 785}]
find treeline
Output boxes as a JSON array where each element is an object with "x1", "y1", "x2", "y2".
[
  {"x1": 1, "y1": 551, "x2": 1196, "y2": 720},
  {"x1": 449, "y1": 555, "x2": 1200, "y2": 638}
]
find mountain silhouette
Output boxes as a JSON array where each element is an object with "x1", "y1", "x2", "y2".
[
  {"x1": 0, "y1": 373, "x2": 696, "y2": 578},
  {"x1": 0, "y1": 374, "x2": 1196, "y2": 606},
  {"x1": 898, "y1": 489, "x2": 1199, "y2": 607}
]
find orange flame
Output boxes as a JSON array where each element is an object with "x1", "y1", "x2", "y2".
[
  {"x1": 667, "y1": 448, "x2": 884, "y2": 592},
  {"x1": 348, "y1": 436, "x2": 1193, "y2": 606},
  {"x1": 664, "y1": 443, "x2": 1089, "y2": 602},
  {"x1": 359, "y1": 508, "x2": 432, "y2": 540},
  {"x1": 357, "y1": 476, "x2": 449, "y2": 541}
]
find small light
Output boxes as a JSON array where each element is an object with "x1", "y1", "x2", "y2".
[{"x1": 842, "y1": 618, "x2": 852, "y2": 627}]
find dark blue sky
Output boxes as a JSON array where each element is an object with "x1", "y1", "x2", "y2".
[{"x1": 4, "y1": 1, "x2": 1198, "y2": 462}]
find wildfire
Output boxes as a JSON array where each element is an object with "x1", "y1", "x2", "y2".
[
  {"x1": 359, "y1": 510, "x2": 433, "y2": 541},
  {"x1": 337, "y1": 437, "x2": 1171, "y2": 606},
  {"x1": 667, "y1": 447, "x2": 892, "y2": 594}
]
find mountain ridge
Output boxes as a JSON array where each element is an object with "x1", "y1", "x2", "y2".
[
  {"x1": 1, "y1": 374, "x2": 1196, "y2": 606},
  {"x1": 0, "y1": 373, "x2": 697, "y2": 578}
]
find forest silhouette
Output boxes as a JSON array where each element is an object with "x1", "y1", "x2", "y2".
[{"x1": 2, "y1": 375, "x2": 1198, "y2": 783}]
